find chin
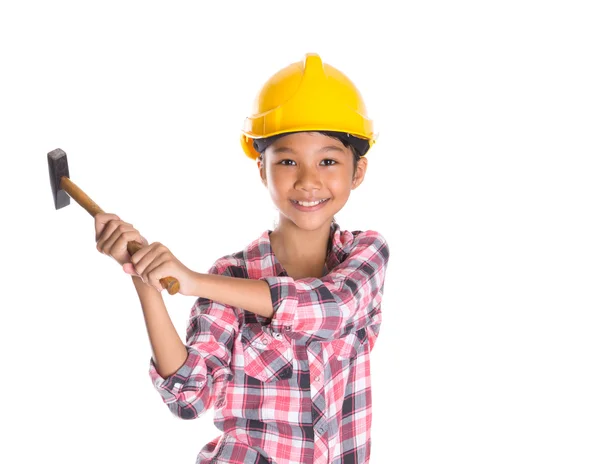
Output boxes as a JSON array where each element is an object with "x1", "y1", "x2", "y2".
[
  {"x1": 274, "y1": 198, "x2": 341, "y2": 230},
  {"x1": 286, "y1": 213, "x2": 336, "y2": 232}
]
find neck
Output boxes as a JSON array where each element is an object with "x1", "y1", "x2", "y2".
[{"x1": 270, "y1": 216, "x2": 333, "y2": 270}]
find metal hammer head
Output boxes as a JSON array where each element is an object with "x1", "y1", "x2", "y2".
[{"x1": 48, "y1": 148, "x2": 70, "y2": 210}]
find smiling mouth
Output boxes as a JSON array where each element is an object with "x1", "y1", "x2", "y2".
[
  {"x1": 290, "y1": 198, "x2": 330, "y2": 211},
  {"x1": 291, "y1": 199, "x2": 329, "y2": 207}
]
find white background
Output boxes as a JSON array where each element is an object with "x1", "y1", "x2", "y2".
[{"x1": 1, "y1": 1, "x2": 599, "y2": 463}]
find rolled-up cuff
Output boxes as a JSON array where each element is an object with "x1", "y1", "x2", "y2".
[
  {"x1": 259, "y1": 276, "x2": 298, "y2": 332},
  {"x1": 148, "y1": 346, "x2": 207, "y2": 404}
]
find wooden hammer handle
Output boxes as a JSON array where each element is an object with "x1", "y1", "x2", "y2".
[
  {"x1": 59, "y1": 176, "x2": 180, "y2": 295},
  {"x1": 60, "y1": 176, "x2": 104, "y2": 217}
]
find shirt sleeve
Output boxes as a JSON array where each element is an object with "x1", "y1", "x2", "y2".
[
  {"x1": 366, "y1": 307, "x2": 383, "y2": 352},
  {"x1": 260, "y1": 230, "x2": 389, "y2": 342},
  {"x1": 148, "y1": 262, "x2": 239, "y2": 420}
]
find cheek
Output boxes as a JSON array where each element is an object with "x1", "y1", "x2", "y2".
[
  {"x1": 269, "y1": 165, "x2": 296, "y2": 180},
  {"x1": 266, "y1": 168, "x2": 290, "y2": 198},
  {"x1": 325, "y1": 170, "x2": 354, "y2": 192}
]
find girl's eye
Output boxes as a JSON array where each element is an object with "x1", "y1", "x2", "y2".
[
  {"x1": 278, "y1": 159, "x2": 337, "y2": 166},
  {"x1": 321, "y1": 159, "x2": 337, "y2": 166}
]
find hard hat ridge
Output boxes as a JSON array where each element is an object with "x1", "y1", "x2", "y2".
[{"x1": 241, "y1": 53, "x2": 375, "y2": 160}]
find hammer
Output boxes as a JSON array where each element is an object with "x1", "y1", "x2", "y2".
[{"x1": 47, "y1": 148, "x2": 180, "y2": 295}]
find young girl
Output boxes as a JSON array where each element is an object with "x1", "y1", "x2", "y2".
[{"x1": 95, "y1": 53, "x2": 389, "y2": 464}]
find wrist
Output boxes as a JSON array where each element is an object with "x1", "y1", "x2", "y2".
[
  {"x1": 131, "y1": 274, "x2": 158, "y2": 296},
  {"x1": 189, "y1": 271, "x2": 205, "y2": 298}
]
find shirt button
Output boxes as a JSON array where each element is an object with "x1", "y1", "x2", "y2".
[
  {"x1": 284, "y1": 325, "x2": 291, "y2": 331},
  {"x1": 273, "y1": 333, "x2": 282, "y2": 340},
  {"x1": 317, "y1": 426, "x2": 325, "y2": 435},
  {"x1": 261, "y1": 338, "x2": 268, "y2": 345},
  {"x1": 315, "y1": 376, "x2": 320, "y2": 382}
]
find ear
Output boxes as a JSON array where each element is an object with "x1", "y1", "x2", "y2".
[
  {"x1": 351, "y1": 157, "x2": 368, "y2": 190},
  {"x1": 257, "y1": 157, "x2": 267, "y2": 187}
]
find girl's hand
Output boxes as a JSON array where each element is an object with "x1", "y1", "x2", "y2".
[
  {"x1": 95, "y1": 213, "x2": 148, "y2": 266},
  {"x1": 123, "y1": 242, "x2": 197, "y2": 296}
]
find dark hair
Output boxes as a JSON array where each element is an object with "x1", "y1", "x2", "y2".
[
  {"x1": 341, "y1": 139, "x2": 362, "y2": 174},
  {"x1": 258, "y1": 132, "x2": 363, "y2": 174}
]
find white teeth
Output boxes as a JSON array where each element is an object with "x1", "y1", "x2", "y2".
[{"x1": 296, "y1": 199, "x2": 327, "y2": 207}]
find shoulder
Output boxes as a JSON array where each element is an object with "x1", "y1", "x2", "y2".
[
  {"x1": 333, "y1": 223, "x2": 390, "y2": 262},
  {"x1": 352, "y1": 229, "x2": 389, "y2": 249},
  {"x1": 208, "y1": 251, "x2": 248, "y2": 278},
  {"x1": 206, "y1": 231, "x2": 270, "y2": 278}
]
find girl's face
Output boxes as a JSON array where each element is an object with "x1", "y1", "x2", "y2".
[{"x1": 258, "y1": 132, "x2": 368, "y2": 232}]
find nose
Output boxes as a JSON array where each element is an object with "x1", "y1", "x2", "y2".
[{"x1": 295, "y1": 165, "x2": 322, "y2": 192}]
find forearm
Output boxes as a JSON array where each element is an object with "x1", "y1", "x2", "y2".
[
  {"x1": 190, "y1": 272, "x2": 274, "y2": 318},
  {"x1": 132, "y1": 276, "x2": 188, "y2": 378}
]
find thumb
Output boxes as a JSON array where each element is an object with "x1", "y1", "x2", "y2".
[{"x1": 123, "y1": 263, "x2": 139, "y2": 276}]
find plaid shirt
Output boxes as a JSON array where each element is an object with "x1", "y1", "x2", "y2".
[{"x1": 149, "y1": 221, "x2": 389, "y2": 463}]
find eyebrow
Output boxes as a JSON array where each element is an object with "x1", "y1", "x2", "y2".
[
  {"x1": 320, "y1": 146, "x2": 346, "y2": 153},
  {"x1": 271, "y1": 147, "x2": 296, "y2": 155},
  {"x1": 271, "y1": 145, "x2": 345, "y2": 155}
]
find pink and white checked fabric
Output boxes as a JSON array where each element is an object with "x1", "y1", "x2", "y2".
[{"x1": 149, "y1": 221, "x2": 389, "y2": 463}]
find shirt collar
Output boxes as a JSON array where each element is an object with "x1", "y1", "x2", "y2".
[{"x1": 252, "y1": 221, "x2": 354, "y2": 277}]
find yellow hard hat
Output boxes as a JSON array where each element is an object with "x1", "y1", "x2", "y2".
[{"x1": 240, "y1": 53, "x2": 376, "y2": 160}]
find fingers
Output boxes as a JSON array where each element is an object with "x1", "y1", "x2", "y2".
[
  {"x1": 96, "y1": 219, "x2": 122, "y2": 253},
  {"x1": 129, "y1": 239, "x2": 157, "y2": 266},
  {"x1": 94, "y1": 213, "x2": 120, "y2": 241},
  {"x1": 98, "y1": 222, "x2": 134, "y2": 255},
  {"x1": 142, "y1": 258, "x2": 172, "y2": 293},
  {"x1": 111, "y1": 230, "x2": 146, "y2": 262},
  {"x1": 95, "y1": 214, "x2": 146, "y2": 266},
  {"x1": 95, "y1": 213, "x2": 172, "y2": 291},
  {"x1": 127, "y1": 242, "x2": 184, "y2": 294},
  {"x1": 122, "y1": 262, "x2": 138, "y2": 276},
  {"x1": 131, "y1": 243, "x2": 168, "y2": 280}
]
